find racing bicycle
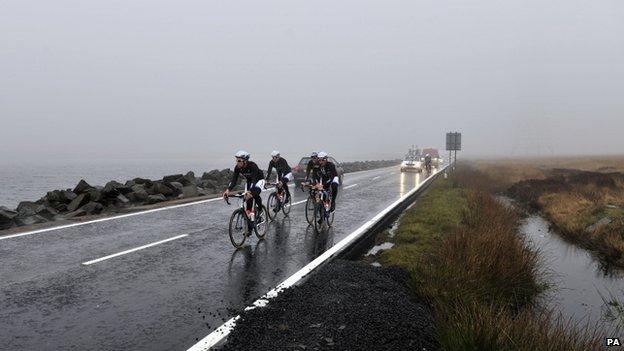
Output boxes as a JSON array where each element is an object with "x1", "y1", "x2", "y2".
[
  {"x1": 265, "y1": 181, "x2": 291, "y2": 220},
  {"x1": 224, "y1": 192, "x2": 268, "y2": 248}
]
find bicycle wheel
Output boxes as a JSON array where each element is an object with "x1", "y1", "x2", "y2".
[
  {"x1": 282, "y1": 194, "x2": 291, "y2": 216},
  {"x1": 266, "y1": 193, "x2": 277, "y2": 221},
  {"x1": 305, "y1": 196, "x2": 315, "y2": 225},
  {"x1": 313, "y1": 203, "x2": 325, "y2": 233},
  {"x1": 228, "y1": 208, "x2": 248, "y2": 249},
  {"x1": 254, "y1": 204, "x2": 269, "y2": 239}
]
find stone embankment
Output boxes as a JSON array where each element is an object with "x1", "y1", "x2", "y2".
[
  {"x1": 0, "y1": 160, "x2": 400, "y2": 230},
  {"x1": 0, "y1": 169, "x2": 234, "y2": 230}
]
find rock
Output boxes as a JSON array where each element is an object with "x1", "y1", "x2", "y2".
[
  {"x1": 128, "y1": 185, "x2": 149, "y2": 203},
  {"x1": 125, "y1": 180, "x2": 136, "y2": 187},
  {"x1": 168, "y1": 181, "x2": 184, "y2": 193},
  {"x1": 86, "y1": 188, "x2": 103, "y2": 203},
  {"x1": 35, "y1": 205, "x2": 59, "y2": 220},
  {"x1": 67, "y1": 193, "x2": 90, "y2": 212},
  {"x1": 202, "y1": 170, "x2": 219, "y2": 181},
  {"x1": 82, "y1": 202, "x2": 104, "y2": 215},
  {"x1": 116, "y1": 194, "x2": 130, "y2": 206},
  {"x1": 0, "y1": 208, "x2": 17, "y2": 230},
  {"x1": 147, "y1": 194, "x2": 166, "y2": 204},
  {"x1": 73, "y1": 179, "x2": 94, "y2": 194},
  {"x1": 197, "y1": 188, "x2": 211, "y2": 196},
  {"x1": 64, "y1": 209, "x2": 87, "y2": 219},
  {"x1": 183, "y1": 171, "x2": 196, "y2": 185},
  {"x1": 132, "y1": 177, "x2": 152, "y2": 185},
  {"x1": 198, "y1": 179, "x2": 218, "y2": 190},
  {"x1": 163, "y1": 174, "x2": 184, "y2": 183},
  {"x1": 103, "y1": 181, "x2": 123, "y2": 196},
  {"x1": 182, "y1": 185, "x2": 199, "y2": 198},
  {"x1": 148, "y1": 181, "x2": 174, "y2": 197},
  {"x1": 17, "y1": 201, "x2": 41, "y2": 217},
  {"x1": 53, "y1": 203, "x2": 68, "y2": 212},
  {"x1": 46, "y1": 190, "x2": 63, "y2": 203},
  {"x1": 14, "y1": 215, "x2": 48, "y2": 226},
  {"x1": 586, "y1": 217, "x2": 613, "y2": 233},
  {"x1": 60, "y1": 190, "x2": 78, "y2": 203}
]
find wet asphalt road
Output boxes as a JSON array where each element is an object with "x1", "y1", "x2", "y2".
[{"x1": 0, "y1": 167, "x2": 431, "y2": 351}]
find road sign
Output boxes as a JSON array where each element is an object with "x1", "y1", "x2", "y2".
[{"x1": 446, "y1": 132, "x2": 461, "y2": 151}]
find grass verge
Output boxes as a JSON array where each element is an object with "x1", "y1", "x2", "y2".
[{"x1": 379, "y1": 167, "x2": 600, "y2": 350}]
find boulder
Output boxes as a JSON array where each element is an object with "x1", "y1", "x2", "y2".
[
  {"x1": 64, "y1": 209, "x2": 87, "y2": 219},
  {"x1": 53, "y1": 203, "x2": 68, "y2": 212},
  {"x1": 14, "y1": 215, "x2": 48, "y2": 226},
  {"x1": 163, "y1": 174, "x2": 184, "y2": 183},
  {"x1": 148, "y1": 181, "x2": 174, "y2": 197},
  {"x1": 60, "y1": 190, "x2": 77, "y2": 203},
  {"x1": 103, "y1": 181, "x2": 133, "y2": 195},
  {"x1": 197, "y1": 188, "x2": 211, "y2": 196},
  {"x1": 86, "y1": 188, "x2": 103, "y2": 203},
  {"x1": 46, "y1": 190, "x2": 63, "y2": 203},
  {"x1": 73, "y1": 179, "x2": 94, "y2": 194},
  {"x1": 115, "y1": 194, "x2": 130, "y2": 206},
  {"x1": 67, "y1": 193, "x2": 90, "y2": 212},
  {"x1": 147, "y1": 194, "x2": 166, "y2": 204},
  {"x1": 35, "y1": 205, "x2": 59, "y2": 220},
  {"x1": 198, "y1": 179, "x2": 218, "y2": 190},
  {"x1": 183, "y1": 171, "x2": 197, "y2": 185},
  {"x1": 0, "y1": 207, "x2": 17, "y2": 230},
  {"x1": 125, "y1": 180, "x2": 136, "y2": 187},
  {"x1": 168, "y1": 182, "x2": 184, "y2": 192},
  {"x1": 132, "y1": 177, "x2": 152, "y2": 185},
  {"x1": 182, "y1": 185, "x2": 199, "y2": 198},
  {"x1": 128, "y1": 185, "x2": 149, "y2": 203},
  {"x1": 82, "y1": 202, "x2": 104, "y2": 215},
  {"x1": 17, "y1": 201, "x2": 41, "y2": 217}
]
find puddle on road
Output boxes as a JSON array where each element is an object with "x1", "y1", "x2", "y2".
[{"x1": 521, "y1": 214, "x2": 624, "y2": 332}]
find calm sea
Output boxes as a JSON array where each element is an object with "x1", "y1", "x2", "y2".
[{"x1": 0, "y1": 158, "x2": 234, "y2": 209}]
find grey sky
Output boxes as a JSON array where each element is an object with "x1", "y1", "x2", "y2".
[{"x1": 2, "y1": 0, "x2": 623, "y2": 162}]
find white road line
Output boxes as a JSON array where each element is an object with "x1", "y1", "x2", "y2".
[
  {"x1": 81, "y1": 234, "x2": 189, "y2": 266},
  {"x1": 291, "y1": 199, "x2": 307, "y2": 206},
  {"x1": 372, "y1": 176, "x2": 380, "y2": 180},
  {"x1": 343, "y1": 184, "x2": 358, "y2": 190},
  {"x1": 188, "y1": 166, "x2": 447, "y2": 351},
  {"x1": 0, "y1": 197, "x2": 223, "y2": 241}
]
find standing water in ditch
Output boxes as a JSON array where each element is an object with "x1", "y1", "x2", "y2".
[{"x1": 520, "y1": 213, "x2": 624, "y2": 332}]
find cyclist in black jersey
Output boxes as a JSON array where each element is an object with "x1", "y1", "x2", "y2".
[
  {"x1": 314, "y1": 151, "x2": 339, "y2": 213},
  {"x1": 222, "y1": 150, "x2": 265, "y2": 217},
  {"x1": 304, "y1": 151, "x2": 320, "y2": 184},
  {"x1": 266, "y1": 150, "x2": 293, "y2": 204}
]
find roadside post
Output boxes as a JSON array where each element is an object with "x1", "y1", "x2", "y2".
[{"x1": 446, "y1": 132, "x2": 462, "y2": 171}]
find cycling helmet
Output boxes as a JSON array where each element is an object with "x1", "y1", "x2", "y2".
[
  {"x1": 317, "y1": 151, "x2": 328, "y2": 159},
  {"x1": 270, "y1": 150, "x2": 280, "y2": 157},
  {"x1": 311, "y1": 151, "x2": 318, "y2": 158},
  {"x1": 234, "y1": 150, "x2": 250, "y2": 160}
]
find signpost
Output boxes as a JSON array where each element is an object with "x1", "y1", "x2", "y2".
[{"x1": 446, "y1": 132, "x2": 461, "y2": 169}]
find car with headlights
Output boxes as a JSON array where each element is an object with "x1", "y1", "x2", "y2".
[
  {"x1": 400, "y1": 158, "x2": 423, "y2": 172},
  {"x1": 292, "y1": 156, "x2": 345, "y2": 185}
]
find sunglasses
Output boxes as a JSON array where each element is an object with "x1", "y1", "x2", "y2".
[{"x1": 236, "y1": 159, "x2": 244, "y2": 163}]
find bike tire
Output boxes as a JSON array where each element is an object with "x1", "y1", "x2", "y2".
[
  {"x1": 228, "y1": 208, "x2": 248, "y2": 249},
  {"x1": 305, "y1": 196, "x2": 315, "y2": 225},
  {"x1": 254, "y1": 204, "x2": 269, "y2": 239},
  {"x1": 266, "y1": 193, "x2": 277, "y2": 221},
  {"x1": 282, "y1": 195, "x2": 291, "y2": 216},
  {"x1": 313, "y1": 203, "x2": 325, "y2": 233}
]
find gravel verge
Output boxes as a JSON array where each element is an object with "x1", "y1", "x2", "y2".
[{"x1": 221, "y1": 259, "x2": 437, "y2": 351}]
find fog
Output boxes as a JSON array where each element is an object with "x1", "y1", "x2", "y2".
[{"x1": 2, "y1": 0, "x2": 623, "y2": 163}]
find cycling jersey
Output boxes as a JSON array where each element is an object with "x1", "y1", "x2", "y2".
[
  {"x1": 305, "y1": 160, "x2": 320, "y2": 181},
  {"x1": 228, "y1": 161, "x2": 265, "y2": 191},
  {"x1": 315, "y1": 162, "x2": 339, "y2": 185},
  {"x1": 266, "y1": 157, "x2": 292, "y2": 180}
]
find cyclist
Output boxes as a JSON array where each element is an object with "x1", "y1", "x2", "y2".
[
  {"x1": 222, "y1": 150, "x2": 265, "y2": 220},
  {"x1": 314, "y1": 151, "x2": 339, "y2": 213},
  {"x1": 304, "y1": 151, "x2": 320, "y2": 184},
  {"x1": 424, "y1": 153, "x2": 432, "y2": 172},
  {"x1": 265, "y1": 150, "x2": 293, "y2": 210}
]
